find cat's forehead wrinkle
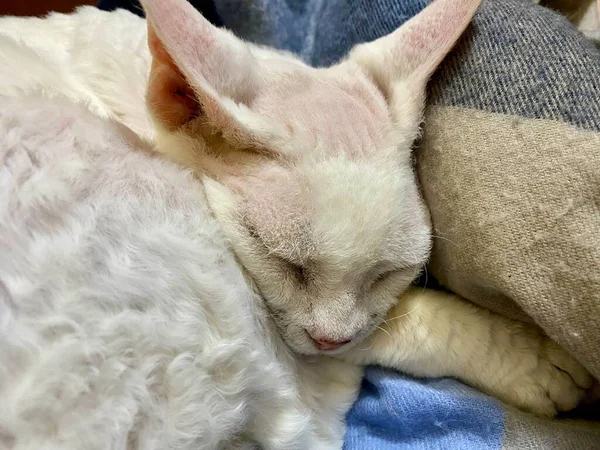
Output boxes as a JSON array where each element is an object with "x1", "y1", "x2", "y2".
[
  {"x1": 326, "y1": 63, "x2": 390, "y2": 119},
  {"x1": 248, "y1": 64, "x2": 392, "y2": 162}
]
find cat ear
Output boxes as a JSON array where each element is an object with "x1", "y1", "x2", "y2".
[
  {"x1": 349, "y1": 0, "x2": 480, "y2": 101},
  {"x1": 141, "y1": 0, "x2": 284, "y2": 151}
]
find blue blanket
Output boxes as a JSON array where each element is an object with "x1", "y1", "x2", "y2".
[
  {"x1": 345, "y1": 368, "x2": 505, "y2": 449},
  {"x1": 97, "y1": 0, "x2": 600, "y2": 447}
]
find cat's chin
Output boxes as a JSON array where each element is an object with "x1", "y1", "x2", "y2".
[
  {"x1": 285, "y1": 335, "x2": 363, "y2": 357},
  {"x1": 315, "y1": 343, "x2": 358, "y2": 356},
  {"x1": 278, "y1": 321, "x2": 381, "y2": 357},
  {"x1": 294, "y1": 345, "x2": 354, "y2": 357}
]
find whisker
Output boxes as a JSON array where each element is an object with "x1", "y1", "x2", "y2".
[
  {"x1": 375, "y1": 325, "x2": 392, "y2": 339},
  {"x1": 358, "y1": 340, "x2": 374, "y2": 351},
  {"x1": 384, "y1": 306, "x2": 419, "y2": 323},
  {"x1": 384, "y1": 297, "x2": 423, "y2": 324},
  {"x1": 431, "y1": 234, "x2": 459, "y2": 248}
]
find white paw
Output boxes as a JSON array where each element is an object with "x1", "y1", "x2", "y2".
[{"x1": 490, "y1": 328, "x2": 593, "y2": 417}]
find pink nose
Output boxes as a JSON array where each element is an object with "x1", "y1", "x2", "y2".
[{"x1": 308, "y1": 333, "x2": 352, "y2": 351}]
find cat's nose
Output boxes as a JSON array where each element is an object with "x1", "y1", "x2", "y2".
[{"x1": 308, "y1": 332, "x2": 352, "y2": 351}]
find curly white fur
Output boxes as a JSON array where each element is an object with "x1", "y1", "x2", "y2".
[{"x1": 0, "y1": 95, "x2": 363, "y2": 449}]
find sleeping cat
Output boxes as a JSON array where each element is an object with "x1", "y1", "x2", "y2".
[{"x1": 0, "y1": 0, "x2": 593, "y2": 448}]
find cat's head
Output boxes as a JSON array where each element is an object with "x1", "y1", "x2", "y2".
[{"x1": 141, "y1": 0, "x2": 480, "y2": 355}]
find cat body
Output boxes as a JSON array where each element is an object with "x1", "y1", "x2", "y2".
[
  {"x1": 0, "y1": 95, "x2": 361, "y2": 449},
  {"x1": 0, "y1": 0, "x2": 593, "y2": 448}
]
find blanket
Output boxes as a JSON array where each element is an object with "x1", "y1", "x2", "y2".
[
  {"x1": 92, "y1": 0, "x2": 599, "y2": 447},
  {"x1": 349, "y1": 368, "x2": 600, "y2": 449}
]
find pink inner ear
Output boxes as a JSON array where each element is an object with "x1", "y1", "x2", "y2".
[
  {"x1": 140, "y1": 0, "x2": 261, "y2": 104},
  {"x1": 141, "y1": 0, "x2": 277, "y2": 148},
  {"x1": 146, "y1": 24, "x2": 202, "y2": 130},
  {"x1": 352, "y1": 0, "x2": 481, "y2": 88},
  {"x1": 141, "y1": 0, "x2": 218, "y2": 78},
  {"x1": 396, "y1": 0, "x2": 480, "y2": 77}
]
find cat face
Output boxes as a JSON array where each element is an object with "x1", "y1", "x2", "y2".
[
  {"x1": 141, "y1": 0, "x2": 480, "y2": 354},
  {"x1": 202, "y1": 127, "x2": 432, "y2": 355}
]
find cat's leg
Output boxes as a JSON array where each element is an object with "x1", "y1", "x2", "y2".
[
  {"x1": 245, "y1": 349, "x2": 363, "y2": 450},
  {"x1": 286, "y1": 356, "x2": 364, "y2": 450},
  {"x1": 248, "y1": 396, "x2": 314, "y2": 450},
  {"x1": 338, "y1": 287, "x2": 593, "y2": 417}
]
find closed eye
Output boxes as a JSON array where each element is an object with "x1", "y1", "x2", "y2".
[
  {"x1": 372, "y1": 269, "x2": 396, "y2": 285},
  {"x1": 246, "y1": 223, "x2": 261, "y2": 240},
  {"x1": 370, "y1": 265, "x2": 417, "y2": 289},
  {"x1": 245, "y1": 223, "x2": 309, "y2": 284},
  {"x1": 285, "y1": 260, "x2": 308, "y2": 284}
]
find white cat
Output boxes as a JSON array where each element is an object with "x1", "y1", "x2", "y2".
[{"x1": 0, "y1": 0, "x2": 593, "y2": 448}]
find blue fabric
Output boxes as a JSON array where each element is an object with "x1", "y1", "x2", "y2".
[{"x1": 344, "y1": 367, "x2": 505, "y2": 450}]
